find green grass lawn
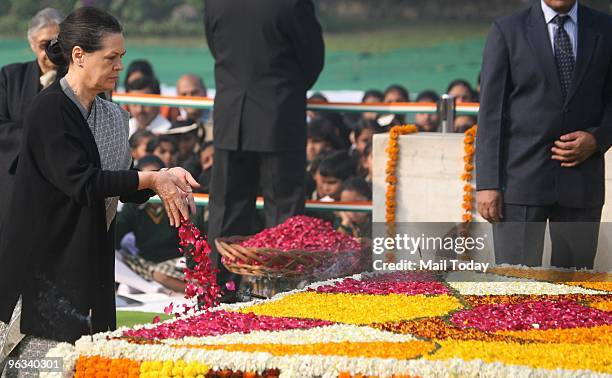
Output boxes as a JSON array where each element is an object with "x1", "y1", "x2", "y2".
[
  {"x1": 0, "y1": 23, "x2": 488, "y2": 94},
  {"x1": 323, "y1": 22, "x2": 489, "y2": 52},
  {"x1": 116, "y1": 311, "x2": 171, "y2": 328}
]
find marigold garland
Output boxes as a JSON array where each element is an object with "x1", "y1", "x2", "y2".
[
  {"x1": 385, "y1": 125, "x2": 419, "y2": 262},
  {"x1": 461, "y1": 125, "x2": 477, "y2": 223}
]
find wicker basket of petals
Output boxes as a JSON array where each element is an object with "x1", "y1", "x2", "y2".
[{"x1": 215, "y1": 216, "x2": 367, "y2": 279}]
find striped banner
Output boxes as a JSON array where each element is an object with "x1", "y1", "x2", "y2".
[
  {"x1": 307, "y1": 100, "x2": 438, "y2": 114},
  {"x1": 456, "y1": 103, "x2": 480, "y2": 116},
  {"x1": 112, "y1": 93, "x2": 214, "y2": 109},
  {"x1": 112, "y1": 93, "x2": 480, "y2": 115},
  {"x1": 147, "y1": 193, "x2": 372, "y2": 213}
]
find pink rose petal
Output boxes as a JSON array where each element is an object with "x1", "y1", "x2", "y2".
[
  {"x1": 122, "y1": 310, "x2": 334, "y2": 340},
  {"x1": 451, "y1": 300, "x2": 612, "y2": 332}
]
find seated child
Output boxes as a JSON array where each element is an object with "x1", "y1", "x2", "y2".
[
  {"x1": 310, "y1": 150, "x2": 356, "y2": 201},
  {"x1": 336, "y1": 177, "x2": 372, "y2": 238}
]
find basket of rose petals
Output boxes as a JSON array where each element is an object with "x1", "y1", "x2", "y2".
[{"x1": 216, "y1": 215, "x2": 366, "y2": 278}]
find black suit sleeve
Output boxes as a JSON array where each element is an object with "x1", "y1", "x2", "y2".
[
  {"x1": 286, "y1": 0, "x2": 325, "y2": 90},
  {"x1": 0, "y1": 67, "x2": 22, "y2": 168},
  {"x1": 119, "y1": 161, "x2": 155, "y2": 204},
  {"x1": 27, "y1": 94, "x2": 141, "y2": 207},
  {"x1": 592, "y1": 48, "x2": 612, "y2": 153},
  {"x1": 475, "y1": 22, "x2": 511, "y2": 191}
]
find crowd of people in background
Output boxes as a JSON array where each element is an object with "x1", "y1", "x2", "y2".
[
  {"x1": 121, "y1": 61, "x2": 480, "y2": 200},
  {"x1": 0, "y1": 8, "x2": 481, "y2": 295},
  {"x1": 116, "y1": 58, "x2": 480, "y2": 291}
]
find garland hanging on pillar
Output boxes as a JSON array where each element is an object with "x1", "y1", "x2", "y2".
[{"x1": 385, "y1": 124, "x2": 419, "y2": 262}]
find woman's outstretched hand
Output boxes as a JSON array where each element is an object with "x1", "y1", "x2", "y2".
[
  {"x1": 165, "y1": 167, "x2": 200, "y2": 215},
  {"x1": 138, "y1": 169, "x2": 201, "y2": 227}
]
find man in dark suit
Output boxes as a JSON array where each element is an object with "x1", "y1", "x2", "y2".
[
  {"x1": 476, "y1": 0, "x2": 612, "y2": 269},
  {"x1": 204, "y1": 0, "x2": 324, "y2": 291},
  {"x1": 0, "y1": 8, "x2": 64, "y2": 233}
]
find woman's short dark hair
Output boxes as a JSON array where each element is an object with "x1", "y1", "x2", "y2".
[
  {"x1": 136, "y1": 154, "x2": 165, "y2": 170},
  {"x1": 342, "y1": 177, "x2": 372, "y2": 200},
  {"x1": 361, "y1": 89, "x2": 384, "y2": 103},
  {"x1": 46, "y1": 7, "x2": 122, "y2": 66},
  {"x1": 446, "y1": 79, "x2": 474, "y2": 94},
  {"x1": 384, "y1": 84, "x2": 410, "y2": 102},
  {"x1": 126, "y1": 60, "x2": 154, "y2": 79}
]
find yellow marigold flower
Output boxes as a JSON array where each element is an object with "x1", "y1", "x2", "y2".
[
  {"x1": 428, "y1": 340, "x2": 612, "y2": 373},
  {"x1": 238, "y1": 292, "x2": 462, "y2": 324},
  {"x1": 497, "y1": 325, "x2": 612, "y2": 344}
]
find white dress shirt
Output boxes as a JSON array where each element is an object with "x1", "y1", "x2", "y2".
[{"x1": 541, "y1": 0, "x2": 579, "y2": 58}]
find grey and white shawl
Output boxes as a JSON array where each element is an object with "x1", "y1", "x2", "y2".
[{"x1": 60, "y1": 77, "x2": 132, "y2": 229}]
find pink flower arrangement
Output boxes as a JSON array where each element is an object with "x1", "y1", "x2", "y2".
[
  {"x1": 240, "y1": 215, "x2": 361, "y2": 252},
  {"x1": 451, "y1": 300, "x2": 612, "y2": 331},
  {"x1": 124, "y1": 310, "x2": 334, "y2": 340},
  {"x1": 314, "y1": 273, "x2": 449, "y2": 295}
]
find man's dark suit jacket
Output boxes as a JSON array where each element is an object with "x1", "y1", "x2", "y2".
[
  {"x1": 0, "y1": 60, "x2": 41, "y2": 226},
  {"x1": 204, "y1": 0, "x2": 324, "y2": 152},
  {"x1": 476, "y1": 4, "x2": 612, "y2": 208}
]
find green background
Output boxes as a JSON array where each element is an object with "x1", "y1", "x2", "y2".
[{"x1": 0, "y1": 23, "x2": 488, "y2": 95}]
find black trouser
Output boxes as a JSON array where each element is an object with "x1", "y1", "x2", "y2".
[
  {"x1": 208, "y1": 148, "x2": 307, "y2": 286},
  {"x1": 492, "y1": 203, "x2": 602, "y2": 269}
]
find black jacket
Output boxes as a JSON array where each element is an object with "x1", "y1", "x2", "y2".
[
  {"x1": 476, "y1": 4, "x2": 612, "y2": 208},
  {"x1": 0, "y1": 82, "x2": 152, "y2": 342},
  {"x1": 204, "y1": 0, "x2": 324, "y2": 152},
  {"x1": 0, "y1": 61, "x2": 43, "y2": 229}
]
